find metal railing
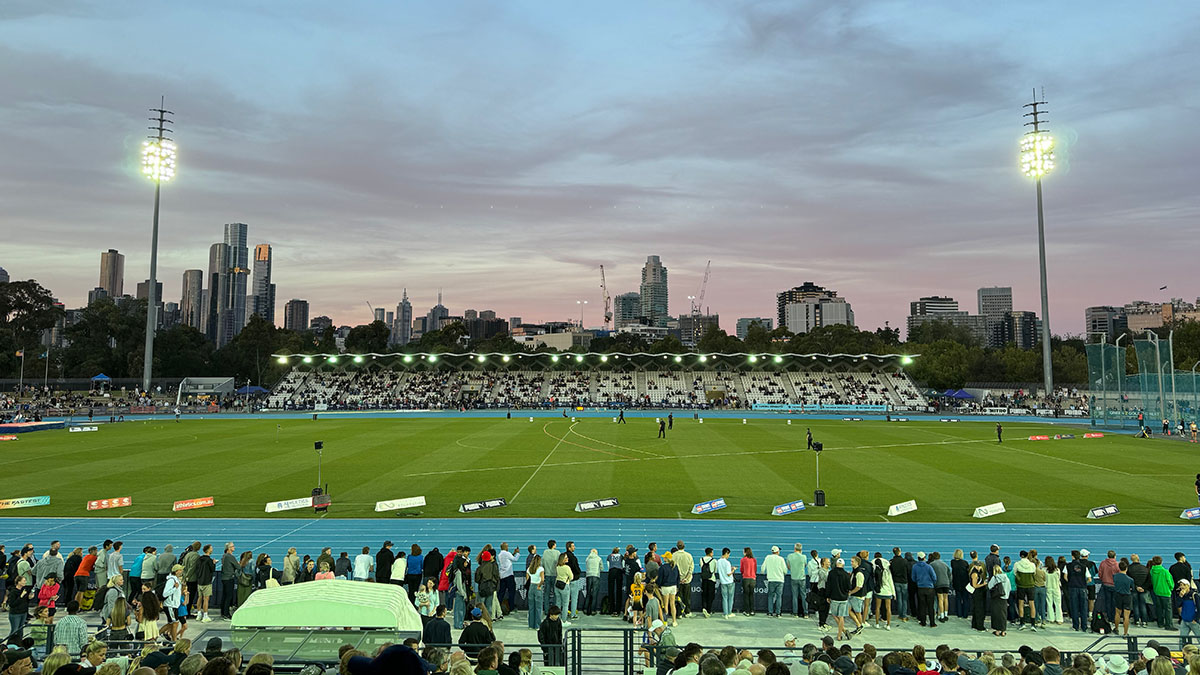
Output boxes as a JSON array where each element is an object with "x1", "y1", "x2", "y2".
[{"x1": 566, "y1": 627, "x2": 635, "y2": 675}]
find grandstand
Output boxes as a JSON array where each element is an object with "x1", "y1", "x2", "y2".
[{"x1": 264, "y1": 352, "x2": 927, "y2": 412}]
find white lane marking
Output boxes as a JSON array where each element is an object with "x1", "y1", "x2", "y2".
[{"x1": 511, "y1": 422, "x2": 576, "y2": 504}]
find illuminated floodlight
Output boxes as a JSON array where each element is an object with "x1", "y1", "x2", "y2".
[
  {"x1": 600, "y1": 355, "x2": 608, "y2": 362},
  {"x1": 404, "y1": 355, "x2": 413, "y2": 363},
  {"x1": 328, "y1": 356, "x2": 338, "y2": 364},
  {"x1": 674, "y1": 355, "x2": 682, "y2": 363},
  {"x1": 575, "y1": 355, "x2": 584, "y2": 362},
  {"x1": 502, "y1": 355, "x2": 511, "y2": 362},
  {"x1": 276, "y1": 356, "x2": 288, "y2": 364},
  {"x1": 1019, "y1": 131, "x2": 1055, "y2": 178},
  {"x1": 699, "y1": 355, "x2": 707, "y2": 362},
  {"x1": 901, "y1": 355, "x2": 914, "y2": 365},
  {"x1": 551, "y1": 355, "x2": 559, "y2": 363},
  {"x1": 773, "y1": 355, "x2": 783, "y2": 364},
  {"x1": 354, "y1": 355, "x2": 364, "y2": 363},
  {"x1": 141, "y1": 138, "x2": 177, "y2": 182},
  {"x1": 302, "y1": 356, "x2": 312, "y2": 364},
  {"x1": 748, "y1": 355, "x2": 758, "y2": 363},
  {"x1": 477, "y1": 355, "x2": 487, "y2": 362},
  {"x1": 429, "y1": 355, "x2": 438, "y2": 363}
]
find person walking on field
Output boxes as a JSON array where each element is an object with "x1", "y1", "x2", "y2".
[
  {"x1": 618, "y1": 409, "x2": 626, "y2": 424},
  {"x1": 658, "y1": 419, "x2": 666, "y2": 439},
  {"x1": 996, "y1": 423, "x2": 1003, "y2": 443},
  {"x1": 667, "y1": 413, "x2": 673, "y2": 430},
  {"x1": 807, "y1": 428, "x2": 814, "y2": 450}
]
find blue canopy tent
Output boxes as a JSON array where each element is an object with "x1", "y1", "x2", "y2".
[
  {"x1": 90, "y1": 373, "x2": 112, "y2": 392},
  {"x1": 949, "y1": 389, "x2": 974, "y2": 400},
  {"x1": 90, "y1": 373, "x2": 111, "y2": 382},
  {"x1": 235, "y1": 385, "x2": 269, "y2": 395}
]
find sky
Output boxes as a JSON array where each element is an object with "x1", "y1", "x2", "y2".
[{"x1": 2, "y1": 0, "x2": 1199, "y2": 336}]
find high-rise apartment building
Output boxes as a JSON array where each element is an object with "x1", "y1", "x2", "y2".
[
  {"x1": 373, "y1": 307, "x2": 385, "y2": 323},
  {"x1": 394, "y1": 290, "x2": 413, "y2": 345},
  {"x1": 777, "y1": 282, "x2": 853, "y2": 333},
  {"x1": 284, "y1": 299, "x2": 310, "y2": 331},
  {"x1": 614, "y1": 292, "x2": 641, "y2": 329},
  {"x1": 479, "y1": 310, "x2": 496, "y2": 321},
  {"x1": 87, "y1": 287, "x2": 109, "y2": 305},
  {"x1": 250, "y1": 244, "x2": 276, "y2": 326},
  {"x1": 427, "y1": 292, "x2": 449, "y2": 333},
  {"x1": 309, "y1": 315, "x2": 333, "y2": 333},
  {"x1": 0, "y1": 267, "x2": 8, "y2": 284},
  {"x1": 735, "y1": 317, "x2": 773, "y2": 340},
  {"x1": 1085, "y1": 306, "x2": 1128, "y2": 341},
  {"x1": 224, "y1": 223, "x2": 249, "y2": 337},
  {"x1": 977, "y1": 287, "x2": 1013, "y2": 348},
  {"x1": 205, "y1": 242, "x2": 229, "y2": 343},
  {"x1": 999, "y1": 310, "x2": 1039, "y2": 350},
  {"x1": 180, "y1": 270, "x2": 203, "y2": 329},
  {"x1": 99, "y1": 249, "x2": 124, "y2": 298},
  {"x1": 910, "y1": 296, "x2": 959, "y2": 315},
  {"x1": 136, "y1": 279, "x2": 163, "y2": 302},
  {"x1": 906, "y1": 294, "x2": 989, "y2": 345},
  {"x1": 639, "y1": 256, "x2": 669, "y2": 327}
]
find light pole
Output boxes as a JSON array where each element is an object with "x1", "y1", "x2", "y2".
[
  {"x1": 1191, "y1": 360, "x2": 1198, "y2": 423},
  {"x1": 1021, "y1": 91, "x2": 1055, "y2": 397},
  {"x1": 139, "y1": 99, "x2": 176, "y2": 394},
  {"x1": 576, "y1": 300, "x2": 587, "y2": 328}
]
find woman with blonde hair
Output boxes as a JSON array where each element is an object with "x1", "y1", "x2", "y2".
[
  {"x1": 315, "y1": 560, "x2": 335, "y2": 581},
  {"x1": 554, "y1": 553, "x2": 572, "y2": 619},
  {"x1": 100, "y1": 574, "x2": 126, "y2": 628},
  {"x1": 109, "y1": 599, "x2": 132, "y2": 641},
  {"x1": 988, "y1": 564, "x2": 1010, "y2": 636},
  {"x1": 526, "y1": 553, "x2": 544, "y2": 629},
  {"x1": 41, "y1": 646, "x2": 71, "y2": 675},
  {"x1": 168, "y1": 638, "x2": 193, "y2": 673},
  {"x1": 517, "y1": 648, "x2": 533, "y2": 674}
]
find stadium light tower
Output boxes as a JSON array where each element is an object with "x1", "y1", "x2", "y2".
[
  {"x1": 1021, "y1": 89, "x2": 1055, "y2": 397},
  {"x1": 139, "y1": 98, "x2": 176, "y2": 394}
]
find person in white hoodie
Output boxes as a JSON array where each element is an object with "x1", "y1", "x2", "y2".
[
  {"x1": 584, "y1": 549, "x2": 602, "y2": 615},
  {"x1": 763, "y1": 546, "x2": 789, "y2": 618}
]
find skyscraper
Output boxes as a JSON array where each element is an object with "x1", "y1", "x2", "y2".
[
  {"x1": 614, "y1": 292, "x2": 641, "y2": 329},
  {"x1": 427, "y1": 291, "x2": 449, "y2": 333},
  {"x1": 136, "y1": 280, "x2": 163, "y2": 302},
  {"x1": 0, "y1": 267, "x2": 8, "y2": 284},
  {"x1": 906, "y1": 295, "x2": 988, "y2": 344},
  {"x1": 284, "y1": 299, "x2": 310, "y2": 331},
  {"x1": 1085, "y1": 306, "x2": 1127, "y2": 341},
  {"x1": 99, "y1": 249, "x2": 124, "y2": 297},
  {"x1": 395, "y1": 290, "x2": 413, "y2": 345},
  {"x1": 373, "y1": 307, "x2": 385, "y2": 323},
  {"x1": 777, "y1": 282, "x2": 853, "y2": 332},
  {"x1": 180, "y1": 270, "x2": 203, "y2": 329},
  {"x1": 250, "y1": 244, "x2": 276, "y2": 326},
  {"x1": 639, "y1": 256, "x2": 668, "y2": 327},
  {"x1": 205, "y1": 242, "x2": 229, "y2": 343},
  {"x1": 224, "y1": 223, "x2": 249, "y2": 335},
  {"x1": 977, "y1": 286, "x2": 1013, "y2": 347}
]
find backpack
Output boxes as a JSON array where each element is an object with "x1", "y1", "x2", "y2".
[
  {"x1": 701, "y1": 558, "x2": 714, "y2": 582},
  {"x1": 1090, "y1": 612, "x2": 1112, "y2": 634},
  {"x1": 5, "y1": 555, "x2": 19, "y2": 581}
]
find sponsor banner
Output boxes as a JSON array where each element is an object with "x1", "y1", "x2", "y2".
[
  {"x1": 1009, "y1": 408, "x2": 1031, "y2": 415},
  {"x1": 841, "y1": 417, "x2": 864, "y2": 422},
  {"x1": 752, "y1": 403, "x2": 888, "y2": 413},
  {"x1": 575, "y1": 498, "x2": 620, "y2": 513},
  {"x1": 0, "y1": 496, "x2": 50, "y2": 510},
  {"x1": 772, "y1": 499, "x2": 807, "y2": 516},
  {"x1": 1035, "y1": 408, "x2": 1056, "y2": 416},
  {"x1": 375, "y1": 496, "x2": 427, "y2": 512},
  {"x1": 887, "y1": 499, "x2": 918, "y2": 517},
  {"x1": 1063, "y1": 410, "x2": 1085, "y2": 417},
  {"x1": 1028, "y1": 435, "x2": 1050, "y2": 441},
  {"x1": 889, "y1": 417, "x2": 910, "y2": 422},
  {"x1": 1180, "y1": 508, "x2": 1200, "y2": 520},
  {"x1": 1053, "y1": 434, "x2": 1076, "y2": 440},
  {"x1": 265, "y1": 496, "x2": 314, "y2": 513},
  {"x1": 0, "y1": 435, "x2": 16, "y2": 441},
  {"x1": 130, "y1": 406, "x2": 156, "y2": 414},
  {"x1": 973, "y1": 502, "x2": 1006, "y2": 518},
  {"x1": 173, "y1": 497, "x2": 215, "y2": 512},
  {"x1": 691, "y1": 498, "x2": 727, "y2": 515},
  {"x1": 314, "y1": 404, "x2": 329, "y2": 411},
  {"x1": 1084, "y1": 432, "x2": 1105, "y2": 438},
  {"x1": 939, "y1": 418, "x2": 960, "y2": 423},
  {"x1": 68, "y1": 426, "x2": 99, "y2": 433},
  {"x1": 459, "y1": 497, "x2": 508, "y2": 513},
  {"x1": 1086, "y1": 504, "x2": 1120, "y2": 519},
  {"x1": 87, "y1": 494, "x2": 132, "y2": 509},
  {"x1": 983, "y1": 407, "x2": 1009, "y2": 415}
]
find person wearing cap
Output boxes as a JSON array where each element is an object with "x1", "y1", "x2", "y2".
[
  {"x1": 458, "y1": 606, "x2": 495, "y2": 662},
  {"x1": 1176, "y1": 579, "x2": 1200, "y2": 648},
  {"x1": 911, "y1": 552, "x2": 936, "y2": 628},
  {"x1": 2, "y1": 648, "x2": 32, "y2": 675},
  {"x1": 475, "y1": 550, "x2": 501, "y2": 620},
  {"x1": 826, "y1": 558, "x2": 852, "y2": 640},
  {"x1": 345, "y1": 644, "x2": 435, "y2": 675},
  {"x1": 1067, "y1": 551, "x2": 1091, "y2": 632},
  {"x1": 657, "y1": 551, "x2": 680, "y2": 626},
  {"x1": 957, "y1": 654, "x2": 986, "y2": 675},
  {"x1": 763, "y1": 546, "x2": 788, "y2": 619},
  {"x1": 162, "y1": 563, "x2": 186, "y2": 641},
  {"x1": 646, "y1": 618, "x2": 678, "y2": 673},
  {"x1": 1080, "y1": 549, "x2": 1099, "y2": 618}
]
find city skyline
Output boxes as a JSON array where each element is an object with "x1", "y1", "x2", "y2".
[{"x1": 2, "y1": 3, "x2": 1199, "y2": 333}]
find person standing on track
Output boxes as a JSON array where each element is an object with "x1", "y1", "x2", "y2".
[
  {"x1": 996, "y1": 423, "x2": 1003, "y2": 443},
  {"x1": 658, "y1": 419, "x2": 666, "y2": 439}
]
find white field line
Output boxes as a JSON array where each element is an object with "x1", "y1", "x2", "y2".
[{"x1": 510, "y1": 422, "x2": 577, "y2": 503}]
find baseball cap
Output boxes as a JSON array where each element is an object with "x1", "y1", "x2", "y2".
[
  {"x1": 834, "y1": 656, "x2": 857, "y2": 675},
  {"x1": 481, "y1": 551, "x2": 492, "y2": 562},
  {"x1": 171, "y1": 564, "x2": 184, "y2": 573},
  {"x1": 1080, "y1": 548, "x2": 1091, "y2": 557},
  {"x1": 347, "y1": 644, "x2": 435, "y2": 675},
  {"x1": 784, "y1": 633, "x2": 797, "y2": 643},
  {"x1": 470, "y1": 607, "x2": 482, "y2": 618},
  {"x1": 651, "y1": 619, "x2": 665, "y2": 630},
  {"x1": 917, "y1": 551, "x2": 926, "y2": 559},
  {"x1": 771, "y1": 546, "x2": 781, "y2": 554},
  {"x1": 830, "y1": 548, "x2": 842, "y2": 558}
]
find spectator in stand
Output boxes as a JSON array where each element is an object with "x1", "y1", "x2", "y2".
[
  {"x1": 475, "y1": 551, "x2": 500, "y2": 619},
  {"x1": 1178, "y1": 580, "x2": 1200, "y2": 649},
  {"x1": 314, "y1": 561, "x2": 333, "y2": 580},
  {"x1": 826, "y1": 557, "x2": 852, "y2": 640},
  {"x1": 527, "y1": 552, "x2": 544, "y2": 630},
  {"x1": 537, "y1": 605, "x2": 564, "y2": 667},
  {"x1": 968, "y1": 557, "x2": 988, "y2": 631},
  {"x1": 675, "y1": 542, "x2": 695, "y2": 619},
  {"x1": 1151, "y1": 556, "x2": 1174, "y2": 630},
  {"x1": 424, "y1": 604, "x2": 452, "y2": 647},
  {"x1": 873, "y1": 553, "x2": 894, "y2": 630},
  {"x1": 389, "y1": 550, "x2": 407, "y2": 590},
  {"x1": 951, "y1": 550, "x2": 970, "y2": 620},
  {"x1": 415, "y1": 579, "x2": 437, "y2": 617},
  {"x1": 988, "y1": 564, "x2": 1010, "y2": 636},
  {"x1": 1099, "y1": 550, "x2": 1120, "y2": 623},
  {"x1": 154, "y1": 545, "x2": 176, "y2": 596},
  {"x1": 218, "y1": 543, "x2": 238, "y2": 620},
  {"x1": 542, "y1": 541, "x2": 560, "y2": 614},
  {"x1": 195, "y1": 544, "x2": 216, "y2": 623},
  {"x1": 658, "y1": 552, "x2": 680, "y2": 626},
  {"x1": 280, "y1": 548, "x2": 299, "y2": 586},
  {"x1": 1113, "y1": 560, "x2": 1134, "y2": 636},
  {"x1": 717, "y1": 548, "x2": 735, "y2": 619},
  {"x1": 375, "y1": 542, "x2": 394, "y2": 585},
  {"x1": 763, "y1": 547, "x2": 788, "y2": 619},
  {"x1": 740, "y1": 548, "x2": 758, "y2": 617},
  {"x1": 584, "y1": 548, "x2": 602, "y2": 616},
  {"x1": 1066, "y1": 550, "x2": 1090, "y2": 632},
  {"x1": 565, "y1": 542, "x2": 584, "y2": 620},
  {"x1": 335, "y1": 552, "x2": 353, "y2": 579},
  {"x1": 353, "y1": 547, "x2": 373, "y2": 582},
  {"x1": 890, "y1": 548, "x2": 910, "y2": 622},
  {"x1": 458, "y1": 607, "x2": 495, "y2": 661},
  {"x1": 911, "y1": 552, "x2": 936, "y2": 628},
  {"x1": 73, "y1": 546, "x2": 98, "y2": 607},
  {"x1": 1013, "y1": 550, "x2": 1037, "y2": 631},
  {"x1": 406, "y1": 545, "x2": 425, "y2": 598},
  {"x1": 930, "y1": 552, "x2": 950, "y2": 622},
  {"x1": 497, "y1": 543, "x2": 519, "y2": 617},
  {"x1": 786, "y1": 544, "x2": 807, "y2": 619}
]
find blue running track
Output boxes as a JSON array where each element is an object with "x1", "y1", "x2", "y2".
[{"x1": 1, "y1": 517, "x2": 1196, "y2": 560}]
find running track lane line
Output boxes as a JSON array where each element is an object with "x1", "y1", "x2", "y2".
[
  {"x1": 511, "y1": 421, "x2": 576, "y2": 504},
  {"x1": 252, "y1": 513, "x2": 328, "y2": 550}
]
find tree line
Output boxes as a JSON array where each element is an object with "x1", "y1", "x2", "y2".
[{"x1": 2, "y1": 279, "x2": 1198, "y2": 390}]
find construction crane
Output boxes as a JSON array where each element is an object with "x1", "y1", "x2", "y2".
[
  {"x1": 690, "y1": 260, "x2": 711, "y2": 316},
  {"x1": 600, "y1": 265, "x2": 613, "y2": 330}
]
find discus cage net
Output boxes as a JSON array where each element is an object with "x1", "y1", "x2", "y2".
[{"x1": 1086, "y1": 332, "x2": 1198, "y2": 429}]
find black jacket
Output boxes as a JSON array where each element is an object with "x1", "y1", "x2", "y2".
[
  {"x1": 424, "y1": 550, "x2": 444, "y2": 579},
  {"x1": 423, "y1": 616, "x2": 452, "y2": 646},
  {"x1": 537, "y1": 616, "x2": 563, "y2": 647},
  {"x1": 951, "y1": 558, "x2": 970, "y2": 591},
  {"x1": 889, "y1": 555, "x2": 910, "y2": 585},
  {"x1": 827, "y1": 568, "x2": 851, "y2": 601},
  {"x1": 1128, "y1": 562, "x2": 1151, "y2": 590},
  {"x1": 566, "y1": 550, "x2": 582, "y2": 581},
  {"x1": 196, "y1": 555, "x2": 216, "y2": 585},
  {"x1": 1171, "y1": 561, "x2": 1193, "y2": 585},
  {"x1": 458, "y1": 621, "x2": 495, "y2": 660},
  {"x1": 376, "y1": 548, "x2": 395, "y2": 583}
]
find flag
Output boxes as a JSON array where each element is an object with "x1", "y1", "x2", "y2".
[{"x1": 14, "y1": 351, "x2": 22, "y2": 357}]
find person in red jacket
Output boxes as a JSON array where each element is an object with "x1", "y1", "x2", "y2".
[
  {"x1": 438, "y1": 550, "x2": 458, "y2": 606},
  {"x1": 739, "y1": 548, "x2": 758, "y2": 616},
  {"x1": 74, "y1": 547, "x2": 99, "y2": 606},
  {"x1": 38, "y1": 572, "x2": 61, "y2": 620}
]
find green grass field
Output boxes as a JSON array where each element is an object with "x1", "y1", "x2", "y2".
[{"x1": 2, "y1": 416, "x2": 1192, "y2": 522}]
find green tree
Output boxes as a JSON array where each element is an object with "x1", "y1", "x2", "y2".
[
  {"x1": 906, "y1": 319, "x2": 978, "y2": 347},
  {"x1": 589, "y1": 332, "x2": 650, "y2": 353},
  {"x1": 154, "y1": 325, "x2": 214, "y2": 378},
  {"x1": 696, "y1": 327, "x2": 743, "y2": 354},
  {"x1": 996, "y1": 344, "x2": 1040, "y2": 383},
  {"x1": 212, "y1": 314, "x2": 290, "y2": 385},
  {"x1": 412, "y1": 322, "x2": 468, "y2": 352},
  {"x1": 60, "y1": 298, "x2": 146, "y2": 378},
  {"x1": 0, "y1": 280, "x2": 63, "y2": 377},
  {"x1": 907, "y1": 339, "x2": 971, "y2": 389},
  {"x1": 345, "y1": 320, "x2": 392, "y2": 354},
  {"x1": 649, "y1": 334, "x2": 685, "y2": 354},
  {"x1": 742, "y1": 322, "x2": 774, "y2": 353}
]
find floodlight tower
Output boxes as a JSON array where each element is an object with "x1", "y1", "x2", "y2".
[
  {"x1": 1021, "y1": 90, "x2": 1055, "y2": 397},
  {"x1": 140, "y1": 98, "x2": 176, "y2": 394}
]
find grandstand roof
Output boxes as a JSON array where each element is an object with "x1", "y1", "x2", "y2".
[{"x1": 273, "y1": 351, "x2": 918, "y2": 371}]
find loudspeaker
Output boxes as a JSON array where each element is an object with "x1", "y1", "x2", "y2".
[
  {"x1": 314, "y1": 441, "x2": 323, "y2": 450},
  {"x1": 814, "y1": 489, "x2": 826, "y2": 507},
  {"x1": 813, "y1": 441, "x2": 823, "y2": 452}
]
